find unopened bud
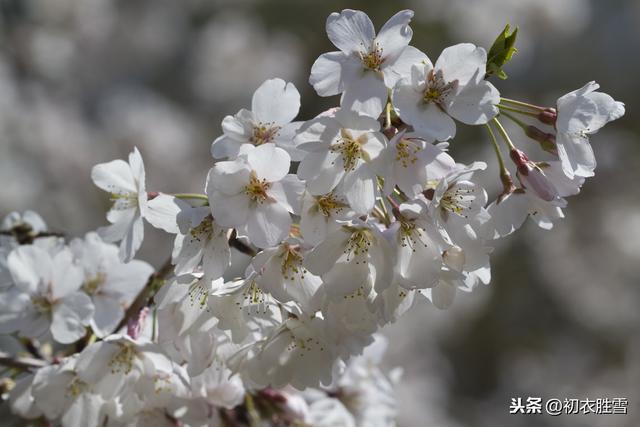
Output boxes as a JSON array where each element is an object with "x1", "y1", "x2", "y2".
[
  {"x1": 509, "y1": 148, "x2": 530, "y2": 175},
  {"x1": 525, "y1": 126, "x2": 557, "y2": 155},
  {"x1": 127, "y1": 307, "x2": 150, "y2": 340},
  {"x1": 537, "y1": 108, "x2": 557, "y2": 125}
]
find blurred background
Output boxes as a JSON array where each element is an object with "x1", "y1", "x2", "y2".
[{"x1": 1, "y1": 0, "x2": 639, "y2": 425}]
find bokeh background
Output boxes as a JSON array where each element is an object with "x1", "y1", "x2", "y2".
[{"x1": 1, "y1": 0, "x2": 639, "y2": 426}]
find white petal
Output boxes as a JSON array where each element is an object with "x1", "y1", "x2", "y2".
[
  {"x1": 246, "y1": 202, "x2": 291, "y2": 248},
  {"x1": 343, "y1": 165, "x2": 376, "y2": 214},
  {"x1": 447, "y1": 80, "x2": 499, "y2": 125},
  {"x1": 323, "y1": 257, "x2": 369, "y2": 298},
  {"x1": 556, "y1": 132, "x2": 595, "y2": 178},
  {"x1": 102, "y1": 259, "x2": 153, "y2": 303},
  {"x1": 173, "y1": 233, "x2": 204, "y2": 276},
  {"x1": 61, "y1": 394, "x2": 104, "y2": 427},
  {"x1": 7, "y1": 245, "x2": 52, "y2": 294},
  {"x1": 309, "y1": 52, "x2": 352, "y2": 96},
  {"x1": 98, "y1": 208, "x2": 135, "y2": 245},
  {"x1": 91, "y1": 159, "x2": 136, "y2": 194},
  {"x1": 269, "y1": 175, "x2": 305, "y2": 214},
  {"x1": 247, "y1": 144, "x2": 291, "y2": 182},
  {"x1": 435, "y1": 43, "x2": 487, "y2": 86},
  {"x1": 376, "y1": 9, "x2": 414, "y2": 65},
  {"x1": 118, "y1": 212, "x2": 144, "y2": 263},
  {"x1": 145, "y1": 194, "x2": 189, "y2": 234},
  {"x1": 221, "y1": 110, "x2": 253, "y2": 141},
  {"x1": 209, "y1": 191, "x2": 250, "y2": 228},
  {"x1": 557, "y1": 81, "x2": 625, "y2": 134},
  {"x1": 326, "y1": 9, "x2": 375, "y2": 54},
  {"x1": 51, "y1": 292, "x2": 94, "y2": 343},
  {"x1": 393, "y1": 83, "x2": 456, "y2": 141},
  {"x1": 251, "y1": 78, "x2": 301, "y2": 125},
  {"x1": 207, "y1": 161, "x2": 251, "y2": 195},
  {"x1": 128, "y1": 147, "x2": 146, "y2": 192},
  {"x1": 273, "y1": 121, "x2": 306, "y2": 161},
  {"x1": 304, "y1": 228, "x2": 351, "y2": 274},
  {"x1": 340, "y1": 71, "x2": 388, "y2": 119},
  {"x1": 202, "y1": 233, "x2": 231, "y2": 280},
  {"x1": 211, "y1": 134, "x2": 244, "y2": 160},
  {"x1": 429, "y1": 279, "x2": 456, "y2": 309},
  {"x1": 91, "y1": 294, "x2": 124, "y2": 337},
  {"x1": 486, "y1": 193, "x2": 529, "y2": 238},
  {"x1": 50, "y1": 248, "x2": 84, "y2": 300},
  {"x1": 384, "y1": 45, "x2": 429, "y2": 87},
  {"x1": 297, "y1": 149, "x2": 338, "y2": 181}
]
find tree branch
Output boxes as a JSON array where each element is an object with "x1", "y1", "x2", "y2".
[{"x1": 115, "y1": 258, "x2": 174, "y2": 333}]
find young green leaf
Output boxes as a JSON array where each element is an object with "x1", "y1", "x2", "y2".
[{"x1": 487, "y1": 24, "x2": 518, "y2": 80}]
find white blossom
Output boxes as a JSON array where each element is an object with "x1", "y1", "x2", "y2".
[
  {"x1": 296, "y1": 108, "x2": 386, "y2": 215},
  {"x1": 211, "y1": 78, "x2": 304, "y2": 160},
  {"x1": 91, "y1": 147, "x2": 148, "y2": 262},
  {"x1": 70, "y1": 232, "x2": 153, "y2": 337},
  {"x1": 555, "y1": 81, "x2": 625, "y2": 178},
  {"x1": 206, "y1": 144, "x2": 303, "y2": 249},
  {"x1": 393, "y1": 43, "x2": 500, "y2": 141},
  {"x1": 1, "y1": 245, "x2": 93, "y2": 344},
  {"x1": 310, "y1": 9, "x2": 426, "y2": 118}
]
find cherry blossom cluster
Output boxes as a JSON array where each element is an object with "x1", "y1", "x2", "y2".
[{"x1": 0, "y1": 9, "x2": 624, "y2": 427}]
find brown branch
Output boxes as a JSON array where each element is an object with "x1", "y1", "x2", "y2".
[
  {"x1": 115, "y1": 258, "x2": 174, "y2": 333},
  {"x1": 228, "y1": 229, "x2": 258, "y2": 257}
]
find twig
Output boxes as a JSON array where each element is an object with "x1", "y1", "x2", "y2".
[
  {"x1": 115, "y1": 258, "x2": 174, "y2": 333},
  {"x1": 228, "y1": 229, "x2": 258, "y2": 257}
]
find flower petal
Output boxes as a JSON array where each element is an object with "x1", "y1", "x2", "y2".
[
  {"x1": 341, "y1": 71, "x2": 388, "y2": 119},
  {"x1": 447, "y1": 80, "x2": 499, "y2": 125},
  {"x1": 246, "y1": 202, "x2": 291, "y2": 248},
  {"x1": 252, "y1": 78, "x2": 301, "y2": 125},
  {"x1": 376, "y1": 9, "x2": 414, "y2": 65},
  {"x1": 51, "y1": 292, "x2": 94, "y2": 344},
  {"x1": 247, "y1": 144, "x2": 291, "y2": 182},
  {"x1": 435, "y1": 43, "x2": 487, "y2": 86},
  {"x1": 326, "y1": 9, "x2": 375, "y2": 53},
  {"x1": 91, "y1": 159, "x2": 136, "y2": 194}
]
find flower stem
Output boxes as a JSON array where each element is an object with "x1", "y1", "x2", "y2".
[
  {"x1": 492, "y1": 118, "x2": 516, "y2": 150},
  {"x1": 499, "y1": 110, "x2": 529, "y2": 131},
  {"x1": 486, "y1": 124, "x2": 507, "y2": 171},
  {"x1": 500, "y1": 97, "x2": 545, "y2": 111},
  {"x1": 497, "y1": 104, "x2": 539, "y2": 118},
  {"x1": 486, "y1": 124, "x2": 516, "y2": 198},
  {"x1": 173, "y1": 193, "x2": 209, "y2": 201}
]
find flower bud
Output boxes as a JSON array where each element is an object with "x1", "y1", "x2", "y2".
[
  {"x1": 525, "y1": 126, "x2": 557, "y2": 155},
  {"x1": 127, "y1": 307, "x2": 150, "y2": 340},
  {"x1": 537, "y1": 107, "x2": 557, "y2": 125},
  {"x1": 510, "y1": 149, "x2": 558, "y2": 201}
]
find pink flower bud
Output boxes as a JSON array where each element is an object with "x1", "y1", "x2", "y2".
[
  {"x1": 537, "y1": 107, "x2": 557, "y2": 125},
  {"x1": 510, "y1": 149, "x2": 558, "y2": 201},
  {"x1": 127, "y1": 307, "x2": 150, "y2": 340}
]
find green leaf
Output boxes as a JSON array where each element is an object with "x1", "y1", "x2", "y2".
[{"x1": 486, "y1": 24, "x2": 518, "y2": 80}]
